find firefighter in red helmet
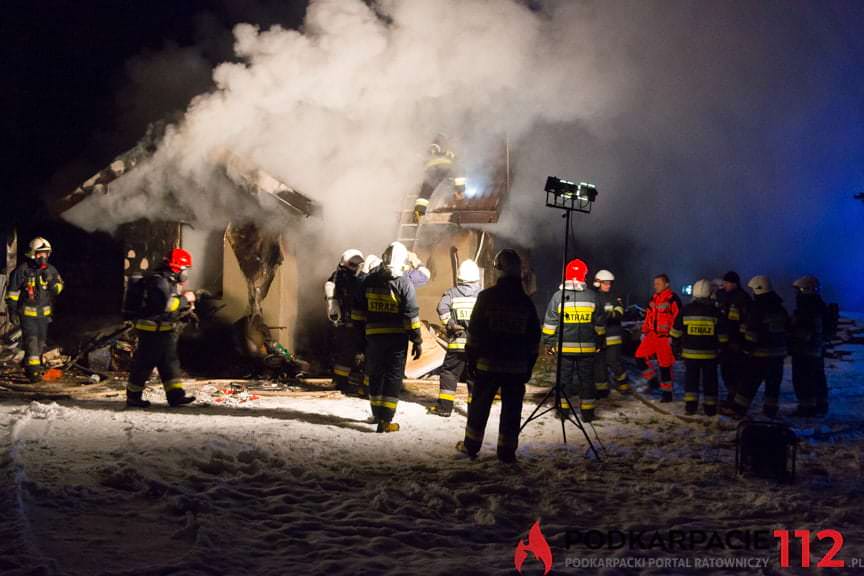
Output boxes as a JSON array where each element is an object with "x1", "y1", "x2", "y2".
[
  {"x1": 636, "y1": 273, "x2": 682, "y2": 402},
  {"x1": 124, "y1": 247, "x2": 196, "y2": 408},
  {"x1": 542, "y1": 258, "x2": 607, "y2": 422}
]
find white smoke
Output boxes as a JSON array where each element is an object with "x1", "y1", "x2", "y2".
[{"x1": 62, "y1": 0, "x2": 630, "y2": 257}]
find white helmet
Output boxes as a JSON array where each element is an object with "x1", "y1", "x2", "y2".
[
  {"x1": 747, "y1": 275, "x2": 773, "y2": 295},
  {"x1": 362, "y1": 255, "x2": 382, "y2": 275},
  {"x1": 382, "y1": 242, "x2": 408, "y2": 277},
  {"x1": 457, "y1": 259, "x2": 481, "y2": 283},
  {"x1": 26, "y1": 237, "x2": 52, "y2": 259},
  {"x1": 692, "y1": 278, "x2": 713, "y2": 299},
  {"x1": 593, "y1": 269, "x2": 615, "y2": 288},
  {"x1": 339, "y1": 249, "x2": 364, "y2": 272},
  {"x1": 793, "y1": 275, "x2": 820, "y2": 294},
  {"x1": 493, "y1": 249, "x2": 522, "y2": 278}
]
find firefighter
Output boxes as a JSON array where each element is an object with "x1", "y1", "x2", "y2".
[
  {"x1": 429, "y1": 259, "x2": 481, "y2": 417},
  {"x1": 733, "y1": 275, "x2": 789, "y2": 418},
  {"x1": 324, "y1": 249, "x2": 366, "y2": 396},
  {"x1": 542, "y1": 259, "x2": 606, "y2": 422},
  {"x1": 715, "y1": 271, "x2": 751, "y2": 413},
  {"x1": 635, "y1": 274, "x2": 681, "y2": 402},
  {"x1": 5, "y1": 237, "x2": 64, "y2": 382},
  {"x1": 414, "y1": 134, "x2": 457, "y2": 222},
  {"x1": 352, "y1": 241, "x2": 423, "y2": 433},
  {"x1": 592, "y1": 269, "x2": 630, "y2": 396},
  {"x1": 670, "y1": 279, "x2": 728, "y2": 416},
  {"x1": 457, "y1": 249, "x2": 540, "y2": 463},
  {"x1": 789, "y1": 275, "x2": 828, "y2": 417},
  {"x1": 124, "y1": 248, "x2": 196, "y2": 408},
  {"x1": 406, "y1": 251, "x2": 432, "y2": 288}
]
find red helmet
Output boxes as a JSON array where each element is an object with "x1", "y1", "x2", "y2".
[
  {"x1": 167, "y1": 248, "x2": 193, "y2": 273},
  {"x1": 565, "y1": 258, "x2": 588, "y2": 284}
]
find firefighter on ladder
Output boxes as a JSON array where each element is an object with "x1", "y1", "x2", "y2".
[
  {"x1": 636, "y1": 273, "x2": 681, "y2": 402},
  {"x1": 414, "y1": 134, "x2": 461, "y2": 222},
  {"x1": 5, "y1": 237, "x2": 64, "y2": 382},
  {"x1": 324, "y1": 249, "x2": 367, "y2": 396},
  {"x1": 457, "y1": 249, "x2": 540, "y2": 463},
  {"x1": 670, "y1": 279, "x2": 728, "y2": 416},
  {"x1": 592, "y1": 269, "x2": 630, "y2": 396},
  {"x1": 352, "y1": 242, "x2": 423, "y2": 433},
  {"x1": 429, "y1": 259, "x2": 482, "y2": 417},
  {"x1": 542, "y1": 259, "x2": 607, "y2": 422},
  {"x1": 125, "y1": 248, "x2": 196, "y2": 408}
]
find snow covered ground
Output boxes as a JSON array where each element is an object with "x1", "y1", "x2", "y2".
[{"x1": 1, "y1": 325, "x2": 863, "y2": 575}]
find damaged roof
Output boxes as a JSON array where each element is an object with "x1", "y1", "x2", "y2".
[{"x1": 56, "y1": 120, "x2": 319, "y2": 219}]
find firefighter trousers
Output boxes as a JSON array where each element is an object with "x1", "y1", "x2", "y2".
[
  {"x1": 366, "y1": 334, "x2": 408, "y2": 423},
  {"x1": 593, "y1": 343, "x2": 629, "y2": 395},
  {"x1": 436, "y1": 350, "x2": 473, "y2": 415},
  {"x1": 463, "y1": 372, "x2": 526, "y2": 462},
  {"x1": 684, "y1": 359, "x2": 719, "y2": 415},
  {"x1": 791, "y1": 354, "x2": 827, "y2": 411},
  {"x1": 128, "y1": 331, "x2": 185, "y2": 395},
  {"x1": 559, "y1": 355, "x2": 596, "y2": 417},
  {"x1": 720, "y1": 347, "x2": 747, "y2": 404},
  {"x1": 735, "y1": 357, "x2": 784, "y2": 417},
  {"x1": 20, "y1": 316, "x2": 49, "y2": 380},
  {"x1": 331, "y1": 324, "x2": 364, "y2": 393}
]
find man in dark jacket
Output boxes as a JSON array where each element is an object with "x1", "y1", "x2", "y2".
[
  {"x1": 5, "y1": 237, "x2": 64, "y2": 382},
  {"x1": 715, "y1": 270, "x2": 751, "y2": 413},
  {"x1": 352, "y1": 242, "x2": 423, "y2": 433},
  {"x1": 542, "y1": 259, "x2": 607, "y2": 422},
  {"x1": 324, "y1": 249, "x2": 366, "y2": 396},
  {"x1": 592, "y1": 269, "x2": 629, "y2": 396},
  {"x1": 125, "y1": 248, "x2": 196, "y2": 408},
  {"x1": 458, "y1": 249, "x2": 541, "y2": 463},
  {"x1": 733, "y1": 275, "x2": 789, "y2": 418},
  {"x1": 790, "y1": 275, "x2": 828, "y2": 417},
  {"x1": 429, "y1": 259, "x2": 481, "y2": 417},
  {"x1": 670, "y1": 279, "x2": 728, "y2": 415}
]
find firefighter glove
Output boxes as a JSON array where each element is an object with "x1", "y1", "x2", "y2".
[{"x1": 411, "y1": 340, "x2": 423, "y2": 360}]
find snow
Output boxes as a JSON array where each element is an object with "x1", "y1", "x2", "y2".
[{"x1": 1, "y1": 327, "x2": 863, "y2": 575}]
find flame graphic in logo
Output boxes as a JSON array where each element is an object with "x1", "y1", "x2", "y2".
[{"x1": 514, "y1": 520, "x2": 553, "y2": 575}]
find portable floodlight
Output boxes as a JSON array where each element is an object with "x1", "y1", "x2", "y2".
[{"x1": 545, "y1": 177, "x2": 598, "y2": 213}]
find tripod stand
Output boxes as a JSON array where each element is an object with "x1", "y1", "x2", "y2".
[{"x1": 520, "y1": 180, "x2": 602, "y2": 459}]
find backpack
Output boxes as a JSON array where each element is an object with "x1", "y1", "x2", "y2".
[{"x1": 123, "y1": 274, "x2": 169, "y2": 320}]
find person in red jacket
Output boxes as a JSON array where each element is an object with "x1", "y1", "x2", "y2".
[{"x1": 635, "y1": 274, "x2": 681, "y2": 402}]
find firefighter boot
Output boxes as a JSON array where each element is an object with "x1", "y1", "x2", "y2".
[
  {"x1": 455, "y1": 440, "x2": 478, "y2": 460},
  {"x1": 126, "y1": 391, "x2": 151, "y2": 409},
  {"x1": 685, "y1": 400, "x2": 698, "y2": 415},
  {"x1": 167, "y1": 388, "x2": 196, "y2": 407},
  {"x1": 376, "y1": 421, "x2": 400, "y2": 433},
  {"x1": 427, "y1": 405, "x2": 452, "y2": 418},
  {"x1": 660, "y1": 391, "x2": 674, "y2": 403}
]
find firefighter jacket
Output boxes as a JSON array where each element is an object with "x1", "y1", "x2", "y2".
[
  {"x1": 542, "y1": 284, "x2": 607, "y2": 355},
  {"x1": 6, "y1": 260, "x2": 64, "y2": 319},
  {"x1": 596, "y1": 290, "x2": 625, "y2": 346},
  {"x1": 415, "y1": 148, "x2": 456, "y2": 214},
  {"x1": 743, "y1": 292, "x2": 789, "y2": 358},
  {"x1": 670, "y1": 298, "x2": 728, "y2": 360},
  {"x1": 132, "y1": 268, "x2": 191, "y2": 332},
  {"x1": 642, "y1": 288, "x2": 681, "y2": 337},
  {"x1": 790, "y1": 293, "x2": 826, "y2": 358},
  {"x1": 352, "y1": 268, "x2": 422, "y2": 343},
  {"x1": 328, "y1": 266, "x2": 365, "y2": 326},
  {"x1": 716, "y1": 287, "x2": 750, "y2": 345},
  {"x1": 437, "y1": 281, "x2": 481, "y2": 351},
  {"x1": 466, "y1": 276, "x2": 541, "y2": 377}
]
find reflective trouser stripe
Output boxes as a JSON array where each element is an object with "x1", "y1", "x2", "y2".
[
  {"x1": 164, "y1": 379, "x2": 184, "y2": 391},
  {"x1": 596, "y1": 381, "x2": 609, "y2": 390},
  {"x1": 703, "y1": 396, "x2": 718, "y2": 405},
  {"x1": 135, "y1": 321, "x2": 175, "y2": 332},
  {"x1": 684, "y1": 392, "x2": 698, "y2": 402},
  {"x1": 559, "y1": 398, "x2": 571, "y2": 410},
  {"x1": 438, "y1": 392, "x2": 455, "y2": 401},
  {"x1": 580, "y1": 400, "x2": 595, "y2": 410},
  {"x1": 660, "y1": 381, "x2": 673, "y2": 391},
  {"x1": 682, "y1": 349, "x2": 718, "y2": 360},
  {"x1": 366, "y1": 326, "x2": 406, "y2": 335},
  {"x1": 26, "y1": 356, "x2": 41, "y2": 366},
  {"x1": 606, "y1": 336, "x2": 623, "y2": 346},
  {"x1": 333, "y1": 365, "x2": 351, "y2": 377}
]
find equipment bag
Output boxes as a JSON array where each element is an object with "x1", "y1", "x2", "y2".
[{"x1": 736, "y1": 421, "x2": 797, "y2": 483}]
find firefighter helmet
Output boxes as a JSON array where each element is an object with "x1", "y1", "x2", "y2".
[
  {"x1": 26, "y1": 237, "x2": 52, "y2": 259},
  {"x1": 457, "y1": 259, "x2": 481, "y2": 283},
  {"x1": 593, "y1": 269, "x2": 615, "y2": 287},
  {"x1": 793, "y1": 275, "x2": 820, "y2": 294},
  {"x1": 747, "y1": 275, "x2": 773, "y2": 295},
  {"x1": 493, "y1": 249, "x2": 522, "y2": 278},
  {"x1": 362, "y1": 255, "x2": 382, "y2": 274},
  {"x1": 692, "y1": 279, "x2": 712, "y2": 299},
  {"x1": 167, "y1": 248, "x2": 193, "y2": 273},
  {"x1": 339, "y1": 249, "x2": 364, "y2": 272},
  {"x1": 565, "y1": 259, "x2": 589, "y2": 284},
  {"x1": 382, "y1": 242, "x2": 408, "y2": 277}
]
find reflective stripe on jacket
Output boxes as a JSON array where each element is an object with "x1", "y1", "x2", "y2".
[{"x1": 543, "y1": 287, "x2": 606, "y2": 355}]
